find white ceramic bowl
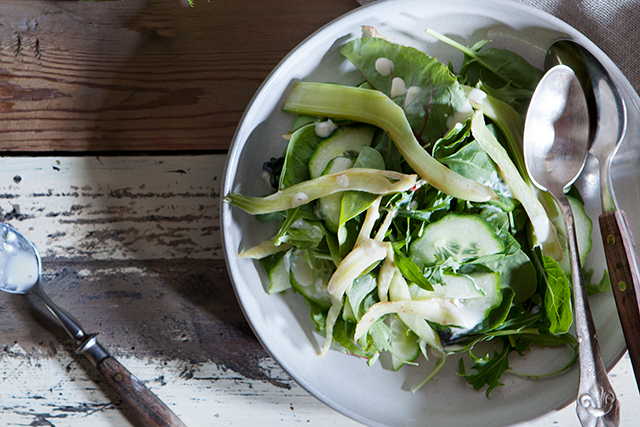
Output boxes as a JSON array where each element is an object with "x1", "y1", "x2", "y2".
[{"x1": 221, "y1": 1, "x2": 640, "y2": 425}]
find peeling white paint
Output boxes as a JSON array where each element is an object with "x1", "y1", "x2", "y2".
[
  {"x1": 0, "y1": 347, "x2": 361, "y2": 426},
  {"x1": 0, "y1": 156, "x2": 223, "y2": 261}
]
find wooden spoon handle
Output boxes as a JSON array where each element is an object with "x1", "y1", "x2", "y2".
[
  {"x1": 599, "y1": 210, "x2": 640, "y2": 391},
  {"x1": 96, "y1": 356, "x2": 188, "y2": 427}
]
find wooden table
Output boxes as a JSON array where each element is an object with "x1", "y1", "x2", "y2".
[{"x1": 0, "y1": 1, "x2": 638, "y2": 426}]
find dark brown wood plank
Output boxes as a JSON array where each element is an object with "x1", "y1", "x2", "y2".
[{"x1": 0, "y1": 0, "x2": 359, "y2": 152}]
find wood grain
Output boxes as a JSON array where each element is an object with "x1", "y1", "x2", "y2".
[
  {"x1": 0, "y1": 0, "x2": 359, "y2": 152},
  {"x1": 599, "y1": 211, "x2": 640, "y2": 392},
  {"x1": 96, "y1": 356, "x2": 187, "y2": 427}
]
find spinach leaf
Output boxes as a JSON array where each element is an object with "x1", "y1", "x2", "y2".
[
  {"x1": 279, "y1": 123, "x2": 323, "y2": 189},
  {"x1": 585, "y1": 268, "x2": 612, "y2": 295},
  {"x1": 426, "y1": 29, "x2": 542, "y2": 112},
  {"x1": 347, "y1": 274, "x2": 378, "y2": 321},
  {"x1": 433, "y1": 127, "x2": 516, "y2": 211},
  {"x1": 354, "y1": 145, "x2": 385, "y2": 170},
  {"x1": 291, "y1": 115, "x2": 321, "y2": 133},
  {"x1": 459, "y1": 47, "x2": 542, "y2": 93},
  {"x1": 474, "y1": 208, "x2": 536, "y2": 303},
  {"x1": 373, "y1": 132, "x2": 403, "y2": 172},
  {"x1": 393, "y1": 247, "x2": 434, "y2": 291},
  {"x1": 339, "y1": 146, "x2": 385, "y2": 228},
  {"x1": 541, "y1": 254, "x2": 573, "y2": 335},
  {"x1": 341, "y1": 37, "x2": 470, "y2": 148}
]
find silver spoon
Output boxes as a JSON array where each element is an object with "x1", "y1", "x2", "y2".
[
  {"x1": 546, "y1": 39, "x2": 640, "y2": 392},
  {"x1": 524, "y1": 65, "x2": 619, "y2": 426},
  {"x1": 0, "y1": 223, "x2": 187, "y2": 427}
]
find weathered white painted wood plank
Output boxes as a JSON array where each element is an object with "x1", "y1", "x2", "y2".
[
  {"x1": 0, "y1": 155, "x2": 636, "y2": 426},
  {"x1": 0, "y1": 156, "x2": 224, "y2": 260},
  {"x1": 0, "y1": 343, "x2": 361, "y2": 426}
]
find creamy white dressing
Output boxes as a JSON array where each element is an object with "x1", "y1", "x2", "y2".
[
  {"x1": 291, "y1": 192, "x2": 309, "y2": 208},
  {"x1": 404, "y1": 86, "x2": 421, "y2": 105},
  {"x1": 483, "y1": 170, "x2": 512, "y2": 197},
  {"x1": 374, "y1": 57, "x2": 394, "y2": 77},
  {"x1": 336, "y1": 174, "x2": 349, "y2": 188},
  {"x1": 532, "y1": 214, "x2": 552, "y2": 243},
  {"x1": 0, "y1": 232, "x2": 39, "y2": 292},
  {"x1": 468, "y1": 88, "x2": 487, "y2": 107},
  {"x1": 261, "y1": 170, "x2": 271, "y2": 186},
  {"x1": 390, "y1": 77, "x2": 407, "y2": 98},
  {"x1": 445, "y1": 100, "x2": 474, "y2": 130},
  {"x1": 315, "y1": 119, "x2": 338, "y2": 138},
  {"x1": 290, "y1": 219, "x2": 304, "y2": 229},
  {"x1": 291, "y1": 253, "x2": 314, "y2": 287},
  {"x1": 326, "y1": 157, "x2": 354, "y2": 173}
]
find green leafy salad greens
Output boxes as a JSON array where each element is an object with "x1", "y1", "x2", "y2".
[{"x1": 224, "y1": 27, "x2": 610, "y2": 396}]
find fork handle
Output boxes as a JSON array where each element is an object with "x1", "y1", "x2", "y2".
[
  {"x1": 599, "y1": 210, "x2": 640, "y2": 392},
  {"x1": 96, "y1": 356, "x2": 188, "y2": 427}
]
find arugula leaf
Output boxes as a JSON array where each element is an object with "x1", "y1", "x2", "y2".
[
  {"x1": 274, "y1": 207, "x2": 325, "y2": 249},
  {"x1": 341, "y1": 37, "x2": 470, "y2": 148},
  {"x1": 459, "y1": 343, "x2": 511, "y2": 397}
]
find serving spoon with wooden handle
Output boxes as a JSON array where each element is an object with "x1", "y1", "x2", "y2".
[{"x1": 0, "y1": 223, "x2": 187, "y2": 427}]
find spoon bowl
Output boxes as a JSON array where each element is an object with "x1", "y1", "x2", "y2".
[
  {"x1": 524, "y1": 64, "x2": 590, "y2": 194},
  {"x1": 545, "y1": 40, "x2": 627, "y2": 213},
  {"x1": 0, "y1": 224, "x2": 41, "y2": 295}
]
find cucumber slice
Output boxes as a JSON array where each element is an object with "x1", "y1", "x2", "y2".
[
  {"x1": 289, "y1": 250, "x2": 333, "y2": 309},
  {"x1": 318, "y1": 156, "x2": 356, "y2": 233},
  {"x1": 389, "y1": 315, "x2": 420, "y2": 371},
  {"x1": 309, "y1": 125, "x2": 375, "y2": 232},
  {"x1": 429, "y1": 272, "x2": 486, "y2": 299},
  {"x1": 258, "y1": 250, "x2": 292, "y2": 294},
  {"x1": 448, "y1": 271, "x2": 501, "y2": 333},
  {"x1": 308, "y1": 125, "x2": 375, "y2": 179},
  {"x1": 408, "y1": 271, "x2": 501, "y2": 334},
  {"x1": 551, "y1": 195, "x2": 593, "y2": 275},
  {"x1": 410, "y1": 213, "x2": 504, "y2": 268}
]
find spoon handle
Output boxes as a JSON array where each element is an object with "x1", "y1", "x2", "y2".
[
  {"x1": 96, "y1": 355, "x2": 188, "y2": 427},
  {"x1": 599, "y1": 210, "x2": 640, "y2": 391},
  {"x1": 31, "y1": 287, "x2": 187, "y2": 427},
  {"x1": 557, "y1": 195, "x2": 619, "y2": 426}
]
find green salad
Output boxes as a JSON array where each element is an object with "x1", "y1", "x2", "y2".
[{"x1": 224, "y1": 27, "x2": 610, "y2": 396}]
